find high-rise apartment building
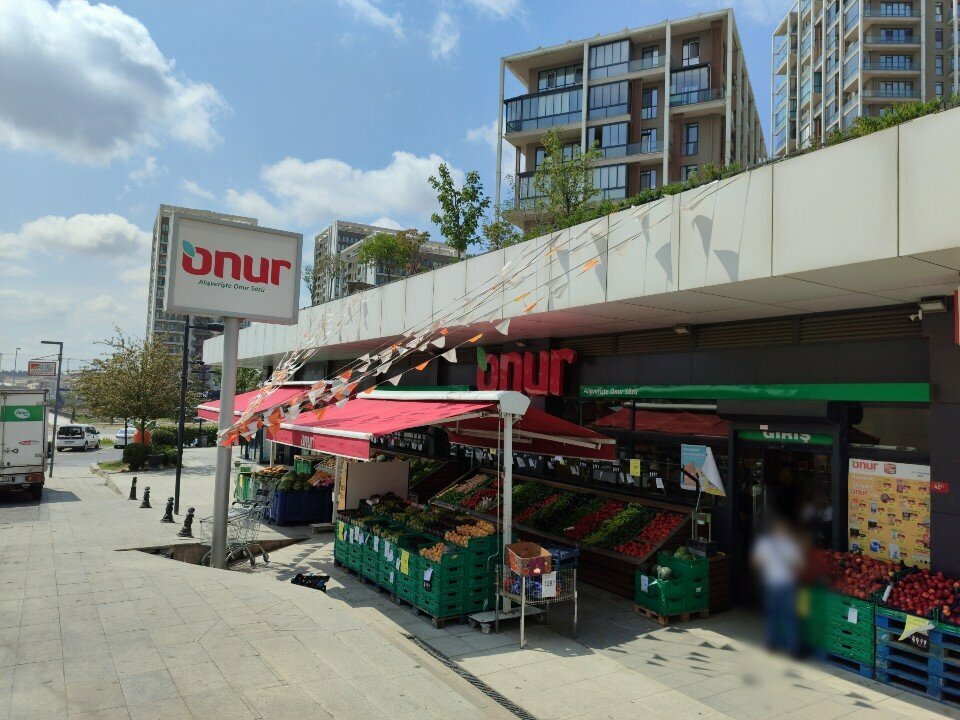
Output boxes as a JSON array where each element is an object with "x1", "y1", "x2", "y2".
[
  {"x1": 495, "y1": 9, "x2": 765, "y2": 221},
  {"x1": 772, "y1": 0, "x2": 960, "y2": 157},
  {"x1": 146, "y1": 205, "x2": 257, "y2": 361},
  {"x1": 310, "y1": 221, "x2": 458, "y2": 305}
]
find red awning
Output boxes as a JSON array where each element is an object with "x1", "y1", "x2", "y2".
[
  {"x1": 197, "y1": 386, "x2": 305, "y2": 422},
  {"x1": 592, "y1": 408, "x2": 730, "y2": 438},
  {"x1": 270, "y1": 397, "x2": 499, "y2": 461},
  {"x1": 443, "y1": 406, "x2": 617, "y2": 461}
]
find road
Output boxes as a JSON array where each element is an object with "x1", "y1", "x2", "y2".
[{"x1": 49, "y1": 444, "x2": 122, "y2": 468}]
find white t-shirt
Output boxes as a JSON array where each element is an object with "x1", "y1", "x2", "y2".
[{"x1": 752, "y1": 533, "x2": 801, "y2": 588}]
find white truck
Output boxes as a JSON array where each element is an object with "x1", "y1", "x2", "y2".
[{"x1": 0, "y1": 389, "x2": 48, "y2": 500}]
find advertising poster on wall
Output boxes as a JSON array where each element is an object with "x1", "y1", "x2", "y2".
[
  {"x1": 848, "y1": 459, "x2": 930, "y2": 568},
  {"x1": 680, "y1": 444, "x2": 726, "y2": 496}
]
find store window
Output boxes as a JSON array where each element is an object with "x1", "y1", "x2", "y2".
[{"x1": 851, "y1": 406, "x2": 930, "y2": 454}]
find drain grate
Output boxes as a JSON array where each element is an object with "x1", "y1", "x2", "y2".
[{"x1": 404, "y1": 633, "x2": 538, "y2": 720}]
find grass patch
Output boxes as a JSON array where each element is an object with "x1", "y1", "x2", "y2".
[
  {"x1": 98, "y1": 460, "x2": 128, "y2": 472},
  {"x1": 100, "y1": 438, "x2": 114, "y2": 447}
]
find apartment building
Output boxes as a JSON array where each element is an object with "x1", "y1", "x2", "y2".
[
  {"x1": 495, "y1": 9, "x2": 766, "y2": 220},
  {"x1": 310, "y1": 221, "x2": 458, "y2": 305},
  {"x1": 146, "y1": 205, "x2": 257, "y2": 360},
  {"x1": 772, "y1": 0, "x2": 960, "y2": 156}
]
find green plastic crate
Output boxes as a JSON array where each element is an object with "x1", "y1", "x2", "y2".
[
  {"x1": 635, "y1": 572, "x2": 685, "y2": 616},
  {"x1": 420, "y1": 550, "x2": 466, "y2": 581},
  {"x1": 294, "y1": 458, "x2": 315, "y2": 474},
  {"x1": 417, "y1": 591, "x2": 462, "y2": 619},
  {"x1": 463, "y1": 585, "x2": 494, "y2": 613},
  {"x1": 658, "y1": 551, "x2": 708, "y2": 584}
]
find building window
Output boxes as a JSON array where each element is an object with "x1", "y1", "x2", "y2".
[
  {"x1": 880, "y1": 28, "x2": 912, "y2": 43},
  {"x1": 880, "y1": 80, "x2": 913, "y2": 97},
  {"x1": 534, "y1": 142, "x2": 579, "y2": 168},
  {"x1": 935, "y1": 29, "x2": 943, "y2": 49},
  {"x1": 587, "y1": 122, "x2": 628, "y2": 156},
  {"x1": 935, "y1": 2, "x2": 943, "y2": 21},
  {"x1": 936, "y1": 56, "x2": 944, "y2": 76},
  {"x1": 589, "y1": 40, "x2": 629, "y2": 79},
  {"x1": 640, "y1": 87, "x2": 658, "y2": 119},
  {"x1": 670, "y1": 66, "x2": 711, "y2": 105},
  {"x1": 588, "y1": 81, "x2": 629, "y2": 120},
  {"x1": 639, "y1": 169, "x2": 658, "y2": 190},
  {"x1": 592, "y1": 164, "x2": 627, "y2": 199},
  {"x1": 538, "y1": 64, "x2": 582, "y2": 91},
  {"x1": 936, "y1": 81, "x2": 944, "y2": 98},
  {"x1": 879, "y1": 2, "x2": 912, "y2": 16},
  {"x1": 880, "y1": 54, "x2": 911, "y2": 70},
  {"x1": 641, "y1": 45, "x2": 660, "y2": 63},
  {"x1": 639, "y1": 128, "x2": 657, "y2": 152},
  {"x1": 682, "y1": 122, "x2": 699, "y2": 156},
  {"x1": 681, "y1": 165, "x2": 698, "y2": 182},
  {"x1": 681, "y1": 38, "x2": 700, "y2": 67}
]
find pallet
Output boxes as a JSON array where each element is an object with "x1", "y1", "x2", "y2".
[
  {"x1": 634, "y1": 604, "x2": 709, "y2": 626},
  {"x1": 813, "y1": 648, "x2": 874, "y2": 679},
  {"x1": 392, "y1": 593, "x2": 465, "y2": 629}
]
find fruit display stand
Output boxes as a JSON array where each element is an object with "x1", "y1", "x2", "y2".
[{"x1": 431, "y1": 469, "x2": 693, "y2": 600}]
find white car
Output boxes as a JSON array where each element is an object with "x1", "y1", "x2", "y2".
[
  {"x1": 56, "y1": 424, "x2": 101, "y2": 451},
  {"x1": 114, "y1": 427, "x2": 136, "y2": 449}
]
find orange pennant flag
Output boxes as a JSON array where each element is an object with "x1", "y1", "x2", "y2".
[
  {"x1": 313, "y1": 407, "x2": 327, "y2": 422},
  {"x1": 339, "y1": 369, "x2": 353, "y2": 381},
  {"x1": 440, "y1": 328, "x2": 449, "y2": 335},
  {"x1": 363, "y1": 385, "x2": 377, "y2": 395},
  {"x1": 468, "y1": 333, "x2": 483, "y2": 343},
  {"x1": 415, "y1": 360, "x2": 429, "y2": 371},
  {"x1": 513, "y1": 291, "x2": 531, "y2": 303},
  {"x1": 523, "y1": 301, "x2": 539, "y2": 313},
  {"x1": 581, "y1": 258, "x2": 601, "y2": 273}
]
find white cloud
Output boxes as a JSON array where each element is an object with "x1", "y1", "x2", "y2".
[
  {"x1": 465, "y1": 120, "x2": 500, "y2": 153},
  {"x1": 0, "y1": 264, "x2": 34, "y2": 278},
  {"x1": 430, "y1": 11, "x2": 459, "y2": 60},
  {"x1": 0, "y1": 0, "x2": 228, "y2": 164},
  {"x1": 335, "y1": 0, "x2": 403, "y2": 39},
  {"x1": 119, "y1": 265, "x2": 150, "y2": 284},
  {"x1": 0, "y1": 213, "x2": 150, "y2": 260},
  {"x1": 129, "y1": 156, "x2": 166, "y2": 184},
  {"x1": 181, "y1": 179, "x2": 215, "y2": 201},
  {"x1": 465, "y1": 0, "x2": 521, "y2": 19},
  {"x1": 370, "y1": 217, "x2": 403, "y2": 230},
  {"x1": 224, "y1": 151, "x2": 464, "y2": 228}
]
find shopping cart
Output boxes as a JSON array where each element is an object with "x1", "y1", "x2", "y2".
[{"x1": 198, "y1": 500, "x2": 270, "y2": 566}]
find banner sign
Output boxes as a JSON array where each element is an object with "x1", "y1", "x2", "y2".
[
  {"x1": 848, "y1": 458, "x2": 930, "y2": 568},
  {"x1": 477, "y1": 348, "x2": 575, "y2": 396},
  {"x1": 681, "y1": 444, "x2": 726, "y2": 496},
  {"x1": 27, "y1": 360, "x2": 57, "y2": 377},
  {"x1": 738, "y1": 430, "x2": 833, "y2": 446},
  {"x1": 164, "y1": 213, "x2": 302, "y2": 324}
]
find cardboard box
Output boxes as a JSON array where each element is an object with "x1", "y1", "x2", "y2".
[{"x1": 505, "y1": 541, "x2": 552, "y2": 577}]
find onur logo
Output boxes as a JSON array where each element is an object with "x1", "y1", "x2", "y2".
[
  {"x1": 13, "y1": 408, "x2": 29, "y2": 420},
  {"x1": 181, "y1": 240, "x2": 292, "y2": 285}
]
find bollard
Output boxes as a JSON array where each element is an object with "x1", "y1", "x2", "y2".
[
  {"x1": 177, "y1": 507, "x2": 195, "y2": 538},
  {"x1": 160, "y1": 497, "x2": 175, "y2": 523},
  {"x1": 128, "y1": 477, "x2": 137, "y2": 500},
  {"x1": 139, "y1": 486, "x2": 151, "y2": 509}
]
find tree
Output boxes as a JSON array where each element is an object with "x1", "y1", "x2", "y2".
[
  {"x1": 73, "y1": 330, "x2": 181, "y2": 435},
  {"x1": 429, "y1": 164, "x2": 490, "y2": 258},
  {"x1": 213, "y1": 367, "x2": 262, "y2": 394},
  {"x1": 357, "y1": 229, "x2": 428, "y2": 276},
  {"x1": 302, "y1": 252, "x2": 345, "y2": 304},
  {"x1": 481, "y1": 217, "x2": 522, "y2": 252},
  {"x1": 533, "y1": 127, "x2": 601, "y2": 221}
]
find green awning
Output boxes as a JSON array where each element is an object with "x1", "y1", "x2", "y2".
[{"x1": 580, "y1": 383, "x2": 929, "y2": 403}]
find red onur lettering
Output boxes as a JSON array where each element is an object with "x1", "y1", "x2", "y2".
[
  {"x1": 476, "y1": 348, "x2": 576, "y2": 396},
  {"x1": 181, "y1": 245, "x2": 293, "y2": 286},
  {"x1": 182, "y1": 247, "x2": 212, "y2": 275}
]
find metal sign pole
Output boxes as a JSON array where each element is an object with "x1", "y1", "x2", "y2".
[
  {"x1": 501, "y1": 412, "x2": 513, "y2": 612},
  {"x1": 211, "y1": 317, "x2": 240, "y2": 569}
]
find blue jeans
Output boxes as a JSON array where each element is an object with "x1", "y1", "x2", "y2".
[{"x1": 764, "y1": 584, "x2": 799, "y2": 654}]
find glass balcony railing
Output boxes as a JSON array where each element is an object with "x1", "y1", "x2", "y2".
[
  {"x1": 775, "y1": 46, "x2": 789, "y2": 67},
  {"x1": 800, "y1": 33, "x2": 813, "y2": 56},
  {"x1": 504, "y1": 86, "x2": 582, "y2": 134},
  {"x1": 626, "y1": 140, "x2": 663, "y2": 156},
  {"x1": 863, "y1": 87, "x2": 921, "y2": 98},
  {"x1": 670, "y1": 87, "x2": 724, "y2": 106},
  {"x1": 589, "y1": 57, "x2": 664, "y2": 81},
  {"x1": 844, "y1": 9, "x2": 860, "y2": 32},
  {"x1": 845, "y1": 39, "x2": 860, "y2": 58},
  {"x1": 863, "y1": 34, "x2": 919, "y2": 45},
  {"x1": 862, "y1": 59, "x2": 920, "y2": 71},
  {"x1": 629, "y1": 56, "x2": 666, "y2": 72},
  {"x1": 843, "y1": 93, "x2": 859, "y2": 111},
  {"x1": 863, "y1": 6, "x2": 921, "y2": 18}
]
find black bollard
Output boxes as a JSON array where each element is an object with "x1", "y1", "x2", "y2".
[
  {"x1": 177, "y1": 507, "x2": 195, "y2": 538},
  {"x1": 139, "y1": 486, "x2": 151, "y2": 509},
  {"x1": 128, "y1": 477, "x2": 137, "y2": 500},
  {"x1": 160, "y1": 497, "x2": 175, "y2": 523}
]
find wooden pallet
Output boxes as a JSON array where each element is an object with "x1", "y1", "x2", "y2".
[
  {"x1": 392, "y1": 593, "x2": 466, "y2": 629},
  {"x1": 634, "y1": 604, "x2": 710, "y2": 626}
]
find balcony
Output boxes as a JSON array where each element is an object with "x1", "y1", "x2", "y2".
[
  {"x1": 670, "y1": 87, "x2": 724, "y2": 107},
  {"x1": 504, "y1": 86, "x2": 582, "y2": 135},
  {"x1": 510, "y1": 171, "x2": 545, "y2": 211},
  {"x1": 589, "y1": 55, "x2": 665, "y2": 81},
  {"x1": 862, "y1": 59, "x2": 920, "y2": 72},
  {"x1": 863, "y1": 87, "x2": 921, "y2": 99},
  {"x1": 629, "y1": 56, "x2": 666, "y2": 73},
  {"x1": 863, "y1": 6, "x2": 921, "y2": 20},
  {"x1": 863, "y1": 33, "x2": 920, "y2": 46}
]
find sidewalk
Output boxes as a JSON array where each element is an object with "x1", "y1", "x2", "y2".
[{"x1": 0, "y1": 464, "x2": 514, "y2": 720}]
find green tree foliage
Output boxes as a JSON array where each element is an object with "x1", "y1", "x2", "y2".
[
  {"x1": 533, "y1": 127, "x2": 602, "y2": 221},
  {"x1": 73, "y1": 330, "x2": 181, "y2": 434},
  {"x1": 302, "y1": 252, "x2": 345, "y2": 304},
  {"x1": 429, "y1": 163, "x2": 490, "y2": 258},
  {"x1": 481, "y1": 217, "x2": 522, "y2": 252},
  {"x1": 212, "y1": 367, "x2": 262, "y2": 394},
  {"x1": 357, "y1": 229, "x2": 429, "y2": 275}
]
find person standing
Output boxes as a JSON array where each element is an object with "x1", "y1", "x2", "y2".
[{"x1": 751, "y1": 516, "x2": 804, "y2": 655}]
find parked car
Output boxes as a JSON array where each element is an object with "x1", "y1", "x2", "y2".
[
  {"x1": 56, "y1": 424, "x2": 100, "y2": 451},
  {"x1": 114, "y1": 427, "x2": 136, "y2": 449}
]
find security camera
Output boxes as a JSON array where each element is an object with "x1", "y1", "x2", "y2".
[{"x1": 909, "y1": 311, "x2": 922, "y2": 322}]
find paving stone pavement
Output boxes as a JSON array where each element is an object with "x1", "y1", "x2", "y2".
[{"x1": 0, "y1": 465, "x2": 514, "y2": 720}]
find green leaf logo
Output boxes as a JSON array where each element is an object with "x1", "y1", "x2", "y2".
[{"x1": 183, "y1": 240, "x2": 196, "y2": 258}]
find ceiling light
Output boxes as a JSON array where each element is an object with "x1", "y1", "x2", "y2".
[
  {"x1": 674, "y1": 325, "x2": 691, "y2": 335},
  {"x1": 918, "y1": 298, "x2": 947, "y2": 313}
]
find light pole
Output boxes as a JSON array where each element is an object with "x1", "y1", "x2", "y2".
[
  {"x1": 13, "y1": 347, "x2": 21, "y2": 376},
  {"x1": 40, "y1": 340, "x2": 63, "y2": 478},
  {"x1": 175, "y1": 319, "x2": 222, "y2": 515}
]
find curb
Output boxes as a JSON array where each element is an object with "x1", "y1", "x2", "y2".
[{"x1": 90, "y1": 463, "x2": 123, "y2": 495}]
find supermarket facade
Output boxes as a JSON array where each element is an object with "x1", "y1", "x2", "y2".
[{"x1": 204, "y1": 109, "x2": 960, "y2": 588}]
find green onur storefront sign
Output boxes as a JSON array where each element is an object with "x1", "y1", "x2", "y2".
[
  {"x1": 737, "y1": 430, "x2": 833, "y2": 446},
  {"x1": 0, "y1": 406, "x2": 44, "y2": 422},
  {"x1": 579, "y1": 383, "x2": 929, "y2": 403}
]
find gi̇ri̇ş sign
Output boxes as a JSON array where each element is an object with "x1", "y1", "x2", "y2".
[{"x1": 164, "y1": 213, "x2": 302, "y2": 324}]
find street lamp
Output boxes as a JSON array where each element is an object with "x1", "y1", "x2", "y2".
[
  {"x1": 13, "y1": 347, "x2": 21, "y2": 378},
  {"x1": 175, "y1": 318, "x2": 223, "y2": 515},
  {"x1": 40, "y1": 340, "x2": 63, "y2": 478}
]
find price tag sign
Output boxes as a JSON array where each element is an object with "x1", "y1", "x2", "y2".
[
  {"x1": 910, "y1": 633, "x2": 930, "y2": 651},
  {"x1": 389, "y1": 571, "x2": 395, "y2": 584},
  {"x1": 541, "y1": 572, "x2": 557, "y2": 598},
  {"x1": 899, "y1": 614, "x2": 934, "y2": 642},
  {"x1": 400, "y1": 550, "x2": 410, "y2": 576},
  {"x1": 847, "y1": 607, "x2": 858, "y2": 624},
  {"x1": 640, "y1": 574, "x2": 650, "y2": 593},
  {"x1": 337, "y1": 522, "x2": 345, "y2": 541},
  {"x1": 373, "y1": 537, "x2": 380, "y2": 552},
  {"x1": 517, "y1": 457, "x2": 526, "y2": 468},
  {"x1": 655, "y1": 477, "x2": 665, "y2": 489},
  {"x1": 629, "y1": 459, "x2": 641, "y2": 476}
]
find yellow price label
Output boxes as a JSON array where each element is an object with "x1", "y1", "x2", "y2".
[
  {"x1": 400, "y1": 550, "x2": 409, "y2": 576},
  {"x1": 337, "y1": 522, "x2": 344, "y2": 541},
  {"x1": 629, "y1": 459, "x2": 641, "y2": 476},
  {"x1": 899, "y1": 614, "x2": 934, "y2": 641}
]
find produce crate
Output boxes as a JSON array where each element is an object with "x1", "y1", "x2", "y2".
[
  {"x1": 463, "y1": 585, "x2": 494, "y2": 613},
  {"x1": 376, "y1": 567, "x2": 395, "y2": 592},
  {"x1": 416, "y1": 587, "x2": 463, "y2": 619},
  {"x1": 658, "y1": 551, "x2": 708, "y2": 584},
  {"x1": 419, "y1": 550, "x2": 466, "y2": 582},
  {"x1": 294, "y1": 458, "x2": 315, "y2": 474},
  {"x1": 395, "y1": 575, "x2": 417, "y2": 602},
  {"x1": 635, "y1": 572, "x2": 685, "y2": 617}
]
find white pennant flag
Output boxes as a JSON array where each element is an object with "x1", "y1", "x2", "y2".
[
  {"x1": 336, "y1": 398, "x2": 349, "y2": 408},
  {"x1": 441, "y1": 348, "x2": 458, "y2": 363},
  {"x1": 377, "y1": 360, "x2": 393, "y2": 375},
  {"x1": 431, "y1": 336, "x2": 446, "y2": 349},
  {"x1": 495, "y1": 318, "x2": 511, "y2": 335},
  {"x1": 386, "y1": 374, "x2": 403, "y2": 386}
]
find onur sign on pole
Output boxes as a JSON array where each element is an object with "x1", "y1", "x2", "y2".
[
  {"x1": 165, "y1": 213, "x2": 302, "y2": 569},
  {"x1": 27, "y1": 361, "x2": 57, "y2": 377}
]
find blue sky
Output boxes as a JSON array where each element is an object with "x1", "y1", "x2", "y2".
[{"x1": 0, "y1": 0, "x2": 792, "y2": 368}]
